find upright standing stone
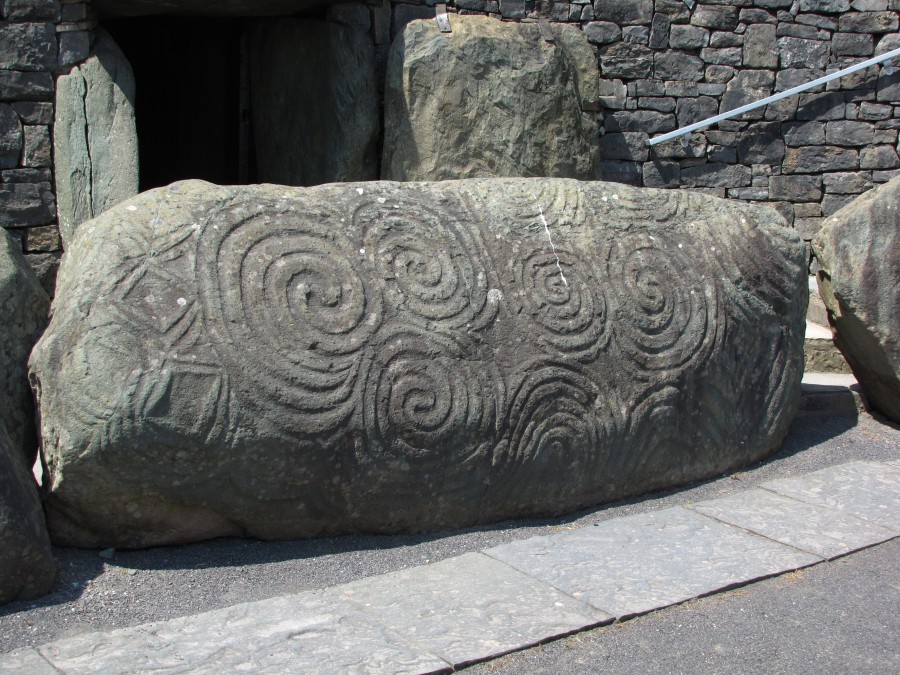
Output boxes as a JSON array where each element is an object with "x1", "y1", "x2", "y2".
[
  {"x1": 54, "y1": 28, "x2": 138, "y2": 248},
  {"x1": 382, "y1": 15, "x2": 601, "y2": 180},
  {"x1": 813, "y1": 177, "x2": 900, "y2": 422},
  {"x1": 251, "y1": 19, "x2": 379, "y2": 187},
  {"x1": 30, "y1": 179, "x2": 806, "y2": 548},
  {"x1": 0, "y1": 228, "x2": 49, "y2": 466},
  {"x1": 0, "y1": 421, "x2": 56, "y2": 605}
]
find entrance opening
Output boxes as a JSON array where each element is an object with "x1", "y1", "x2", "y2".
[{"x1": 103, "y1": 17, "x2": 252, "y2": 191}]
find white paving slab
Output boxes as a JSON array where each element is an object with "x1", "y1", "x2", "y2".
[
  {"x1": 35, "y1": 590, "x2": 450, "y2": 674},
  {"x1": 689, "y1": 487, "x2": 897, "y2": 559},
  {"x1": 331, "y1": 552, "x2": 610, "y2": 667},
  {"x1": 760, "y1": 461, "x2": 900, "y2": 532},
  {"x1": 0, "y1": 648, "x2": 56, "y2": 674},
  {"x1": 483, "y1": 507, "x2": 822, "y2": 620}
]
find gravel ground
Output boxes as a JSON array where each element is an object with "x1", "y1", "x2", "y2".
[{"x1": 1, "y1": 411, "x2": 898, "y2": 654}]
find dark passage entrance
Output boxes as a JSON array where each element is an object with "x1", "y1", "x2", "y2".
[{"x1": 103, "y1": 18, "x2": 251, "y2": 191}]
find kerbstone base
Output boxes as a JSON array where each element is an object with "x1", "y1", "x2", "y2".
[{"x1": 31, "y1": 178, "x2": 806, "y2": 548}]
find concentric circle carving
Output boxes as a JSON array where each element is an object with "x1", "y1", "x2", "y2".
[
  {"x1": 197, "y1": 205, "x2": 381, "y2": 434},
  {"x1": 355, "y1": 197, "x2": 496, "y2": 331},
  {"x1": 607, "y1": 232, "x2": 720, "y2": 376}
]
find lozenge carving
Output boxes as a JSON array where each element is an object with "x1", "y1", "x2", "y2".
[{"x1": 30, "y1": 179, "x2": 807, "y2": 547}]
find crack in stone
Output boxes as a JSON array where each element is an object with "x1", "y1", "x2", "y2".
[{"x1": 531, "y1": 192, "x2": 568, "y2": 288}]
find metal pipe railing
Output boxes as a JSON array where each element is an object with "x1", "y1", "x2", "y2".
[{"x1": 646, "y1": 47, "x2": 900, "y2": 147}]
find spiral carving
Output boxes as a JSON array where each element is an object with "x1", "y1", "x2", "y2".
[
  {"x1": 490, "y1": 362, "x2": 618, "y2": 504},
  {"x1": 516, "y1": 248, "x2": 610, "y2": 362},
  {"x1": 607, "y1": 232, "x2": 720, "y2": 376},
  {"x1": 196, "y1": 205, "x2": 381, "y2": 434},
  {"x1": 361, "y1": 327, "x2": 502, "y2": 469},
  {"x1": 355, "y1": 196, "x2": 496, "y2": 331}
]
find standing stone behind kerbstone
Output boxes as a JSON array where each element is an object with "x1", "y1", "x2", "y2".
[
  {"x1": 382, "y1": 15, "x2": 601, "y2": 180},
  {"x1": 813, "y1": 176, "x2": 900, "y2": 422},
  {"x1": 0, "y1": 228, "x2": 50, "y2": 466},
  {"x1": 0, "y1": 421, "x2": 56, "y2": 605},
  {"x1": 251, "y1": 19, "x2": 379, "y2": 187},
  {"x1": 30, "y1": 179, "x2": 806, "y2": 548},
  {"x1": 54, "y1": 28, "x2": 138, "y2": 248}
]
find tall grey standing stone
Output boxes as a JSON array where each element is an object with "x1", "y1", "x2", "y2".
[
  {"x1": 0, "y1": 421, "x2": 56, "y2": 605},
  {"x1": 250, "y1": 19, "x2": 379, "y2": 187},
  {"x1": 54, "y1": 28, "x2": 138, "y2": 248},
  {"x1": 382, "y1": 15, "x2": 601, "y2": 181},
  {"x1": 29, "y1": 179, "x2": 806, "y2": 548},
  {"x1": 0, "y1": 227, "x2": 50, "y2": 466},
  {"x1": 813, "y1": 176, "x2": 900, "y2": 422}
]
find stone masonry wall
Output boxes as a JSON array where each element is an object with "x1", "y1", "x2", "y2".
[
  {"x1": 0, "y1": 0, "x2": 89, "y2": 293},
  {"x1": 1, "y1": 0, "x2": 898, "y2": 288},
  {"x1": 379, "y1": 0, "x2": 899, "y2": 266}
]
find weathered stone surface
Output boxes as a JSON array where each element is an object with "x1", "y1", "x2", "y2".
[
  {"x1": 0, "y1": 421, "x2": 55, "y2": 604},
  {"x1": 593, "y1": 0, "x2": 653, "y2": 25},
  {"x1": 583, "y1": 20, "x2": 621, "y2": 45},
  {"x1": 0, "y1": 22, "x2": 57, "y2": 71},
  {"x1": 743, "y1": 23, "x2": 778, "y2": 68},
  {"x1": 0, "y1": 103, "x2": 22, "y2": 170},
  {"x1": 599, "y1": 41, "x2": 654, "y2": 79},
  {"x1": 383, "y1": 16, "x2": 600, "y2": 181},
  {"x1": 770, "y1": 174, "x2": 823, "y2": 202},
  {"x1": 0, "y1": 71, "x2": 54, "y2": 102},
  {"x1": 783, "y1": 146, "x2": 859, "y2": 173},
  {"x1": 30, "y1": 178, "x2": 806, "y2": 548},
  {"x1": 54, "y1": 29, "x2": 138, "y2": 248},
  {"x1": 654, "y1": 51, "x2": 704, "y2": 81},
  {"x1": 778, "y1": 36, "x2": 830, "y2": 69},
  {"x1": 813, "y1": 177, "x2": 900, "y2": 422},
  {"x1": 251, "y1": 19, "x2": 378, "y2": 189},
  {"x1": 0, "y1": 182, "x2": 54, "y2": 227},
  {"x1": 0, "y1": 228, "x2": 49, "y2": 465}
]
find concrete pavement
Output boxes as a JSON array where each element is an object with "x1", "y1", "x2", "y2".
[{"x1": 2, "y1": 456, "x2": 898, "y2": 674}]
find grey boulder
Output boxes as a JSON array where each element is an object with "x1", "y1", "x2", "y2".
[
  {"x1": 382, "y1": 15, "x2": 601, "y2": 181},
  {"x1": 0, "y1": 421, "x2": 56, "y2": 605},
  {"x1": 30, "y1": 179, "x2": 806, "y2": 548},
  {"x1": 54, "y1": 28, "x2": 139, "y2": 248},
  {"x1": 1, "y1": 227, "x2": 49, "y2": 465},
  {"x1": 813, "y1": 176, "x2": 900, "y2": 422}
]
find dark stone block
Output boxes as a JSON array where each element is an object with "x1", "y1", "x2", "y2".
[
  {"x1": 649, "y1": 13, "x2": 670, "y2": 49},
  {"x1": 606, "y1": 110, "x2": 676, "y2": 133},
  {"x1": 598, "y1": 132, "x2": 649, "y2": 161},
  {"x1": 0, "y1": 0, "x2": 60, "y2": 21},
  {"x1": 737, "y1": 123, "x2": 785, "y2": 164},
  {"x1": 778, "y1": 37, "x2": 830, "y2": 69},
  {"x1": 0, "y1": 182, "x2": 54, "y2": 226},
  {"x1": 668, "y1": 24, "x2": 709, "y2": 49},
  {"x1": 769, "y1": 174, "x2": 823, "y2": 201},
  {"x1": 0, "y1": 22, "x2": 57, "y2": 71},
  {"x1": 833, "y1": 32, "x2": 874, "y2": 57},
  {"x1": 654, "y1": 51, "x2": 704, "y2": 81},
  {"x1": 641, "y1": 159, "x2": 680, "y2": 187},
  {"x1": 676, "y1": 96, "x2": 719, "y2": 127},
  {"x1": 797, "y1": 92, "x2": 846, "y2": 120},
  {"x1": 783, "y1": 146, "x2": 859, "y2": 173},
  {"x1": 690, "y1": 5, "x2": 739, "y2": 30},
  {"x1": 583, "y1": 21, "x2": 621, "y2": 44},
  {"x1": 592, "y1": 0, "x2": 653, "y2": 25},
  {"x1": 681, "y1": 162, "x2": 752, "y2": 188},
  {"x1": 825, "y1": 120, "x2": 876, "y2": 146},
  {"x1": 0, "y1": 104, "x2": 22, "y2": 170},
  {"x1": 599, "y1": 42, "x2": 653, "y2": 78},
  {"x1": 860, "y1": 145, "x2": 900, "y2": 169},
  {"x1": 839, "y1": 10, "x2": 899, "y2": 33},
  {"x1": 599, "y1": 159, "x2": 642, "y2": 184},
  {"x1": 0, "y1": 71, "x2": 54, "y2": 102}
]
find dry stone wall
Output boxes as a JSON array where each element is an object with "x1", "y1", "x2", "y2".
[
  {"x1": 384, "y1": 0, "x2": 898, "y2": 258},
  {"x1": 0, "y1": 0, "x2": 90, "y2": 293},
  {"x1": 2, "y1": 0, "x2": 897, "y2": 288}
]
